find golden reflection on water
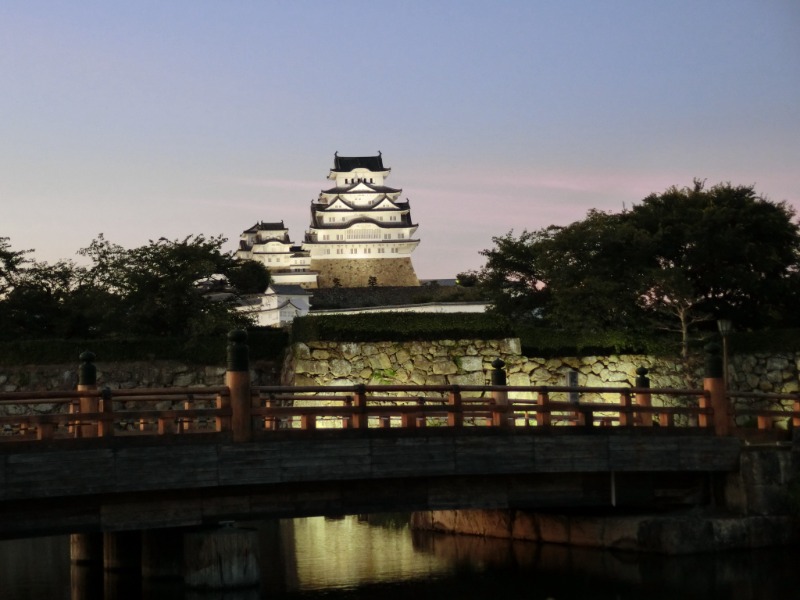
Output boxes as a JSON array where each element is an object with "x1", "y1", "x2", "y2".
[{"x1": 289, "y1": 515, "x2": 451, "y2": 590}]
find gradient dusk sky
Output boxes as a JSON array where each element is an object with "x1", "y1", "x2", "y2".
[{"x1": 2, "y1": 1, "x2": 798, "y2": 280}]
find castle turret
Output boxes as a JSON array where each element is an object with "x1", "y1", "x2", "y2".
[
  {"x1": 236, "y1": 221, "x2": 316, "y2": 288},
  {"x1": 304, "y1": 153, "x2": 420, "y2": 287}
]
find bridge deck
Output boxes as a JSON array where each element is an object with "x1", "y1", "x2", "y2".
[{"x1": 0, "y1": 428, "x2": 741, "y2": 538}]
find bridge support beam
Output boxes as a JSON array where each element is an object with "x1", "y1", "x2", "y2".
[
  {"x1": 70, "y1": 532, "x2": 103, "y2": 565},
  {"x1": 184, "y1": 525, "x2": 260, "y2": 589},
  {"x1": 103, "y1": 531, "x2": 141, "y2": 572},
  {"x1": 141, "y1": 529, "x2": 184, "y2": 580}
]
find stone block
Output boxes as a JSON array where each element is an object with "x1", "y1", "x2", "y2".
[
  {"x1": 172, "y1": 372, "x2": 196, "y2": 387},
  {"x1": 368, "y1": 353, "x2": 392, "y2": 371},
  {"x1": 449, "y1": 372, "x2": 485, "y2": 386},
  {"x1": 432, "y1": 360, "x2": 458, "y2": 375},
  {"x1": 457, "y1": 356, "x2": 484, "y2": 372}
]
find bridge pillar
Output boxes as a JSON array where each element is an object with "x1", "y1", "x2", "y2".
[
  {"x1": 103, "y1": 531, "x2": 142, "y2": 571},
  {"x1": 70, "y1": 532, "x2": 103, "y2": 564},
  {"x1": 227, "y1": 330, "x2": 252, "y2": 442},
  {"x1": 184, "y1": 525, "x2": 260, "y2": 589},
  {"x1": 141, "y1": 528, "x2": 184, "y2": 580}
]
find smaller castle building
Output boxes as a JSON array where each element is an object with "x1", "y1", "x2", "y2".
[{"x1": 236, "y1": 221, "x2": 316, "y2": 288}]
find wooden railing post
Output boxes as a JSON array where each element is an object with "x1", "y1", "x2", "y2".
[
  {"x1": 416, "y1": 398, "x2": 426, "y2": 428},
  {"x1": 619, "y1": 391, "x2": 632, "y2": 427},
  {"x1": 635, "y1": 367, "x2": 652, "y2": 427},
  {"x1": 447, "y1": 386, "x2": 463, "y2": 427},
  {"x1": 98, "y1": 387, "x2": 114, "y2": 437},
  {"x1": 537, "y1": 389, "x2": 551, "y2": 427},
  {"x1": 216, "y1": 389, "x2": 231, "y2": 432},
  {"x1": 226, "y1": 330, "x2": 252, "y2": 442},
  {"x1": 36, "y1": 419, "x2": 54, "y2": 441},
  {"x1": 352, "y1": 385, "x2": 368, "y2": 429},
  {"x1": 703, "y1": 342, "x2": 731, "y2": 435},
  {"x1": 491, "y1": 358, "x2": 509, "y2": 427},
  {"x1": 77, "y1": 351, "x2": 98, "y2": 438}
]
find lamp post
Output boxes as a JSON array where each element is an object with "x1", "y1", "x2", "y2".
[{"x1": 717, "y1": 319, "x2": 732, "y2": 389}]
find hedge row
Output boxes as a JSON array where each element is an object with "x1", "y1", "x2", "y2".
[
  {"x1": 2, "y1": 316, "x2": 798, "y2": 367},
  {"x1": 0, "y1": 328, "x2": 288, "y2": 366},
  {"x1": 291, "y1": 313, "x2": 514, "y2": 343}
]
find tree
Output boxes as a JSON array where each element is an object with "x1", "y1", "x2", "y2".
[
  {"x1": 628, "y1": 181, "x2": 800, "y2": 355},
  {"x1": 0, "y1": 237, "x2": 30, "y2": 297},
  {"x1": 478, "y1": 181, "x2": 800, "y2": 355},
  {"x1": 78, "y1": 234, "x2": 261, "y2": 337},
  {"x1": 0, "y1": 259, "x2": 83, "y2": 338},
  {"x1": 478, "y1": 229, "x2": 551, "y2": 322}
]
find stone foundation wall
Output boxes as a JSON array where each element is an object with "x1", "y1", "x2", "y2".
[
  {"x1": 411, "y1": 446, "x2": 800, "y2": 553},
  {"x1": 284, "y1": 341, "x2": 800, "y2": 418},
  {"x1": 0, "y1": 359, "x2": 279, "y2": 408},
  {"x1": 410, "y1": 509, "x2": 800, "y2": 554},
  {"x1": 311, "y1": 257, "x2": 420, "y2": 288},
  {"x1": 282, "y1": 339, "x2": 521, "y2": 388}
]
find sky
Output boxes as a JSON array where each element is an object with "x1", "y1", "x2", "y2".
[{"x1": 1, "y1": 1, "x2": 799, "y2": 280}]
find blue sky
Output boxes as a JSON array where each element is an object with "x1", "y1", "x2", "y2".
[{"x1": 2, "y1": 1, "x2": 798, "y2": 279}]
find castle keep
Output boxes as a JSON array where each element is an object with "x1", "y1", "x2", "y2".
[{"x1": 236, "y1": 153, "x2": 420, "y2": 288}]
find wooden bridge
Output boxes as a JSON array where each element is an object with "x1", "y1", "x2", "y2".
[{"x1": 1, "y1": 339, "x2": 798, "y2": 539}]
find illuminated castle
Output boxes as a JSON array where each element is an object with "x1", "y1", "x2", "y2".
[{"x1": 237, "y1": 153, "x2": 420, "y2": 288}]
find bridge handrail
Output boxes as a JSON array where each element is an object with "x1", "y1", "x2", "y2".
[{"x1": 2, "y1": 380, "x2": 797, "y2": 444}]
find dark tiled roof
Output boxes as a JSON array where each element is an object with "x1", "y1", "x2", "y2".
[
  {"x1": 309, "y1": 215, "x2": 416, "y2": 229},
  {"x1": 243, "y1": 220, "x2": 286, "y2": 233},
  {"x1": 331, "y1": 154, "x2": 387, "y2": 172},
  {"x1": 271, "y1": 284, "x2": 311, "y2": 296},
  {"x1": 321, "y1": 183, "x2": 401, "y2": 195}
]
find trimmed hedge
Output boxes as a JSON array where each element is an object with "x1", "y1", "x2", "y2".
[
  {"x1": 3, "y1": 319, "x2": 798, "y2": 367},
  {"x1": 292, "y1": 313, "x2": 513, "y2": 343},
  {"x1": 728, "y1": 329, "x2": 800, "y2": 354},
  {"x1": 516, "y1": 326, "x2": 678, "y2": 358},
  {"x1": 0, "y1": 328, "x2": 288, "y2": 366}
]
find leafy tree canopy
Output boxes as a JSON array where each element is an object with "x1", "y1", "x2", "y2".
[
  {"x1": 478, "y1": 181, "x2": 800, "y2": 356},
  {"x1": 0, "y1": 234, "x2": 270, "y2": 340}
]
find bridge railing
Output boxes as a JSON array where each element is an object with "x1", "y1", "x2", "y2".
[
  {"x1": 250, "y1": 383, "x2": 714, "y2": 432},
  {"x1": 2, "y1": 332, "x2": 799, "y2": 444},
  {"x1": 0, "y1": 387, "x2": 230, "y2": 441},
  {"x1": 726, "y1": 390, "x2": 800, "y2": 433},
  {"x1": 0, "y1": 382, "x2": 717, "y2": 442}
]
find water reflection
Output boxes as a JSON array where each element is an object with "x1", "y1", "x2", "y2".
[{"x1": 1, "y1": 515, "x2": 797, "y2": 600}]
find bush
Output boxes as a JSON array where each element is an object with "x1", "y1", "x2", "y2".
[{"x1": 0, "y1": 328, "x2": 288, "y2": 366}]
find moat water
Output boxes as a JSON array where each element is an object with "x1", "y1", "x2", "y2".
[{"x1": 1, "y1": 514, "x2": 797, "y2": 600}]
